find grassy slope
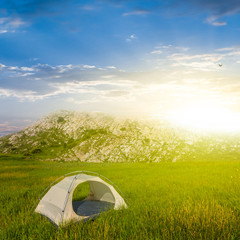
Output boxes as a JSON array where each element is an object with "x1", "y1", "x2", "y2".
[{"x1": 1, "y1": 155, "x2": 240, "y2": 239}]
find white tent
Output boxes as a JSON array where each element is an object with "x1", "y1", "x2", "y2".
[{"x1": 35, "y1": 173, "x2": 127, "y2": 226}]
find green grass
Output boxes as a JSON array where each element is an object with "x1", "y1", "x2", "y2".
[
  {"x1": 1, "y1": 155, "x2": 240, "y2": 239},
  {"x1": 72, "y1": 182, "x2": 90, "y2": 201}
]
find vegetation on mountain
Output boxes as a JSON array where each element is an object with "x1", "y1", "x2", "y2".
[{"x1": 1, "y1": 111, "x2": 240, "y2": 162}]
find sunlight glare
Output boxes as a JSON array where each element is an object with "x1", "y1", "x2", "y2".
[{"x1": 167, "y1": 102, "x2": 240, "y2": 132}]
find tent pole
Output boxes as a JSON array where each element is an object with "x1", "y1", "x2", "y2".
[{"x1": 61, "y1": 175, "x2": 78, "y2": 220}]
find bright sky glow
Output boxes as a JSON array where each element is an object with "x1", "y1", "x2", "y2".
[
  {"x1": 1, "y1": 0, "x2": 240, "y2": 135},
  {"x1": 168, "y1": 101, "x2": 240, "y2": 132}
]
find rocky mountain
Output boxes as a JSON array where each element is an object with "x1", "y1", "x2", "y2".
[{"x1": 1, "y1": 111, "x2": 240, "y2": 162}]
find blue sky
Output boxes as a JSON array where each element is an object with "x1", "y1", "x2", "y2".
[{"x1": 1, "y1": 0, "x2": 240, "y2": 135}]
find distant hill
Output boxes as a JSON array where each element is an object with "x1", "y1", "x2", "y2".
[{"x1": 1, "y1": 111, "x2": 240, "y2": 162}]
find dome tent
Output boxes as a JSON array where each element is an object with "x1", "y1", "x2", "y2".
[{"x1": 35, "y1": 172, "x2": 127, "y2": 226}]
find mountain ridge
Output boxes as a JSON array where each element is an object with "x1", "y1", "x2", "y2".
[{"x1": 1, "y1": 110, "x2": 240, "y2": 162}]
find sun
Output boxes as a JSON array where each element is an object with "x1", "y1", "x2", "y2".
[{"x1": 167, "y1": 101, "x2": 240, "y2": 132}]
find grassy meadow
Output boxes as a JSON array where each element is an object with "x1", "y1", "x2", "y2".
[{"x1": 1, "y1": 154, "x2": 240, "y2": 239}]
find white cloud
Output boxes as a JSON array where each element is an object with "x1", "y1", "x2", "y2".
[
  {"x1": 226, "y1": 50, "x2": 240, "y2": 56},
  {"x1": 148, "y1": 45, "x2": 240, "y2": 73},
  {"x1": 0, "y1": 18, "x2": 7, "y2": 24},
  {"x1": 66, "y1": 97, "x2": 99, "y2": 105},
  {"x1": 152, "y1": 45, "x2": 189, "y2": 54},
  {"x1": 101, "y1": 75, "x2": 116, "y2": 79},
  {"x1": 169, "y1": 53, "x2": 222, "y2": 62},
  {"x1": 216, "y1": 47, "x2": 234, "y2": 52},
  {"x1": 57, "y1": 64, "x2": 73, "y2": 73},
  {"x1": 0, "y1": 88, "x2": 38, "y2": 101},
  {"x1": 104, "y1": 90, "x2": 130, "y2": 97},
  {"x1": 175, "y1": 46, "x2": 189, "y2": 52},
  {"x1": 0, "y1": 17, "x2": 27, "y2": 33},
  {"x1": 170, "y1": 56, "x2": 221, "y2": 71},
  {"x1": 8, "y1": 66, "x2": 19, "y2": 70},
  {"x1": 205, "y1": 14, "x2": 228, "y2": 26},
  {"x1": 0, "y1": 60, "x2": 137, "y2": 102},
  {"x1": 107, "y1": 66, "x2": 116, "y2": 69},
  {"x1": 0, "y1": 30, "x2": 7, "y2": 34},
  {"x1": 161, "y1": 45, "x2": 172, "y2": 49},
  {"x1": 151, "y1": 50, "x2": 163, "y2": 54},
  {"x1": 123, "y1": 9, "x2": 150, "y2": 16},
  {"x1": 21, "y1": 67, "x2": 34, "y2": 71},
  {"x1": 20, "y1": 73, "x2": 34, "y2": 77},
  {"x1": 83, "y1": 65, "x2": 96, "y2": 69},
  {"x1": 0, "y1": 55, "x2": 239, "y2": 114},
  {"x1": 8, "y1": 18, "x2": 26, "y2": 27},
  {"x1": 211, "y1": 21, "x2": 227, "y2": 26},
  {"x1": 172, "y1": 61, "x2": 218, "y2": 71},
  {"x1": 126, "y1": 34, "x2": 136, "y2": 42}
]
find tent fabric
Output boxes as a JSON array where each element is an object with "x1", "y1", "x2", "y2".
[{"x1": 35, "y1": 174, "x2": 127, "y2": 226}]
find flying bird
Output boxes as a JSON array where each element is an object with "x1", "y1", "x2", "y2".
[{"x1": 218, "y1": 63, "x2": 222, "y2": 67}]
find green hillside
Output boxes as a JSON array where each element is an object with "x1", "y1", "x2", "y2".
[{"x1": 1, "y1": 111, "x2": 240, "y2": 162}]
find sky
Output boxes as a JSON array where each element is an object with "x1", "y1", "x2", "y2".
[{"x1": 1, "y1": 0, "x2": 240, "y2": 135}]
